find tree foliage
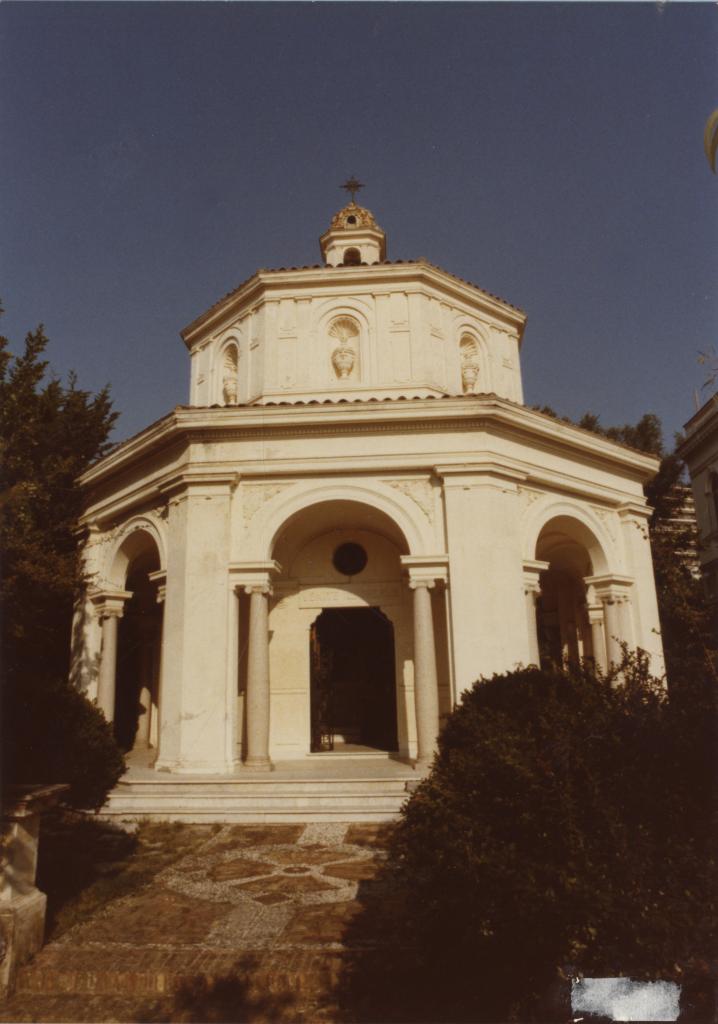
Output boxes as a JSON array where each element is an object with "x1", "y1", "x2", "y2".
[
  {"x1": 364, "y1": 409, "x2": 717, "y2": 1020},
  {"x1": 377, "y1": 658, "x2": 716, "y2": 1021},
  {"x1": 1, "y1": 310, "x2": 124, "y2": 807}
]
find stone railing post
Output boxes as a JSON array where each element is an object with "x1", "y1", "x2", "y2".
[{"x1": 0, "y1": 785, "x2": 69, "y2": 999}]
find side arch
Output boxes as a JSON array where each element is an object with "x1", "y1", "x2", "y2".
[
  {"x1": 106, "y1": 516, "x2": 167, "y2": 589},
  {"x1": 522, "y1": 497, "x2": 614, "y2": 576}
]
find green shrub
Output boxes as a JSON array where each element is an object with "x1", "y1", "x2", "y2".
[
  {"x1": 3, "y1": 673, "x2": 125, "y2": 810},
  {"x1": 384, "y1": 656, "x2": 716, "y2": 1020}
]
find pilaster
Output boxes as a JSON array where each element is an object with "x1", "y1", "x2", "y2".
[
  {"x1": 155, "y1": 473, "x2": 238, "y2": 774},
  {"x1": 437, "y1": 463, "x2": 530, "y2": 693}
]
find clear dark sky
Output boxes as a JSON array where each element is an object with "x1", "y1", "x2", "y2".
[{"x1": 1, "y1": 2, "x2": 716, "y2": 445}]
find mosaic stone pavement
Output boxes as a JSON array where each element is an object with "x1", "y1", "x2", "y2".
[{"x1": 2, "y1": 822, "x2": 394, "y2": 1023}]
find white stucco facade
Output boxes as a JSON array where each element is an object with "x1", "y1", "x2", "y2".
[{"x1": 72, "y1": 200, "x2": 664, "y2": 778}]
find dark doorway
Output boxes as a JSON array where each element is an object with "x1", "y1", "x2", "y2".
[
  {"x1": 115, "y1": 560, "x2": 162, "y2": 753},
  {"x1": 310, "y1": 607, "x2": 398, "y2": 753}
]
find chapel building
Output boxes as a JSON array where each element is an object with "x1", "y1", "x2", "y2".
[{"x1": 73, "y1": 196, "x2": 665, "y2": 783}]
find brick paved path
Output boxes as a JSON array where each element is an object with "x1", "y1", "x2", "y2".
[{"x1": 1, "y1": 822, "x2": 393, "y2": 1023}]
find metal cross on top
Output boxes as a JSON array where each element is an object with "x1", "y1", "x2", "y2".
[{"x1": 340, "y1": 177, "x2": 365, "y2": 202}]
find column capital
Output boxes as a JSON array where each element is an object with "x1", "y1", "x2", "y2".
[
  {"x1": 148, "y1": 569, "x2": 167, "y2": 604},
  {"x1": 90, "y1": 589, "x2": 132, "y2": 619},
  {"x1": 408, "y1": 578, "x2": 435, "y2": 591},
  {"x1": 617, "y1": 500, "x2": 652, "y2": 522},
  {"x1": 400, "y1": 554, "x2": 449, "y2": 590},
  {"x1": 229, "y1": 560, "x2": 281, "y2": 595},
  {"x1": 523, "y1": 559, "x2": 549, "y2": 593},
  {"x1": 243, "y1": 583, "x2": 273, "y2": 597},
  {"x1": 587, "y1": 603, "x2": 605, "y2": 625},
  {"x1": 584, "y1": 574, "x2": 633, "y2": 604}
]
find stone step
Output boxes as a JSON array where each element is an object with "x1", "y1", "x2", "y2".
[
  {"x1": 113, "y1": 776, "x2": 413, "y2": 794},
  {"x1": 98, "y1": 776, "x2": 414, "y2": 822}
]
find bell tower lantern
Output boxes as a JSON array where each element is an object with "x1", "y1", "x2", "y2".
[{"x1": 319, "y1": 178, "x2": 387, "y2": 267}]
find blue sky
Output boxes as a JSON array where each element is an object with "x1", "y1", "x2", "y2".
[{"x1": 1, "y1": 2, "x2": 716, "y2": 447}]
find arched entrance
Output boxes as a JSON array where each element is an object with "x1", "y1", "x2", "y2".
[
  {"x1": 108, "y1": 528, "x2": 164, "y2": 755},
  {"x1": 533, "y1": 515, "x2": 605, "y2": 669},
  {"x1": 310, "y1": 607, "x2": 398, "y2": 753}
]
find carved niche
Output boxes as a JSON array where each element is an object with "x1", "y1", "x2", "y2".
[
  {"x1": 459, "y1": 334, "x2": 481, "y2": 394},
  {"x1": 222, "y1": 344, "x2": 239, "y2": 405},
  {"x1": 329, "y1": 316, "x2": 359, "y2": 380}
]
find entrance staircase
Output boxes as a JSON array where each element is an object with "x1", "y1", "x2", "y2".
[{"x1": 99, "y1": 753, "x2": 419, "y2": 824}]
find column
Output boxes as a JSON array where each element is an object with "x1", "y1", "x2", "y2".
[
  {"x1": 150, "y1": 577, "x2": 166, "y2": 756},
  {"x1": 587, "y1": 606, "x2": 607, "y2": 674},
  {"x1": 244, "y1": 584, "x2": 272, "y2": 770},
  {"x1": 523, "y1": 561, "x2": 548, "y2": 668},
  {"x1": 602, "y1": 595, "x2": 622, "y2": 668},
  {"x1": 411, "y1": 580, "x2": 440, "y2": 769},
  {"x1": 136, "y1": 620, "x2": 154, "y2": 747},
  {"x1": 584, "y1": 575, "x2": 634, "y2": 673},
  {"x1": 617, "y1": 596, "x2": 634, "y2": 650},
  {"x1": 97, "y1": 611, "x2": 121, "y2": 722},
  {"x1": 524, "y1": 585, "x2": 541, "y2": 666}
]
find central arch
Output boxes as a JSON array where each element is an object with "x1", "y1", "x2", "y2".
[{"x1": 237, "y1": 494, "x2": 445, "y2": 763}]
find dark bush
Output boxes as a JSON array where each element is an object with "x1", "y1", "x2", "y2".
[
  {"x1": 380, "y1": 656, "x2": 717, "y2": 1020},
  {"x1": 3, "y1": 673, "x2": 125, "y2": 810}
]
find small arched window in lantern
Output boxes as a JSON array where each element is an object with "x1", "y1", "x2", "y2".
[
  {"x1": 222, "y1": 344, "x2": 239, "y2": 405},
  {"x1": 343, "y1": 247, "x2": 361, "y2": 266},
  {"x1": 459, "y1": 334, "x2": 480, "y2": 394}
]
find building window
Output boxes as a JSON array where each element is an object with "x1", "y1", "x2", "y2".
[
  {"x1": 343, "y1": 247, "x2": 361, "y2": 266},
  {"x1": 333, "y1": 542, "x2": 368, "y2": 576},
  {"x1": 711, "y1": 472, "x2": 718, "y2": 527}
]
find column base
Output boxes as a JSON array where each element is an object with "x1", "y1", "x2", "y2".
[
  {"x1": 243, "y1": 757, "x2": 273, "y2": 772},
  {"x1": 413, "y1": 757, "x2": 433, "y2": 773}
]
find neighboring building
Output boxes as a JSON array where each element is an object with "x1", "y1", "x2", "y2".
[
  {"x1": 678, "y1": 394, "x2": 718, "y2": 629},
  {"x1": 72, "y1": 196, "x2": 664, "y2": 784}
]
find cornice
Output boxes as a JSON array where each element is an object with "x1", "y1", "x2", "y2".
[
  {"x1": 79, "y1": 398, "x2": 659, "y2": 503},
  {"x1": 678, "y1": 398, "x2": 718, "y2": 463},
  {"x1": 180, "y1": 261, "x2": 527, "y2": 350}
]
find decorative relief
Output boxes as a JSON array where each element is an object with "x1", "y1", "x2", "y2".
[
  {"x1": 388, "y1": 479, "x2": 435, "y2": 522},
  {"x1": 241, "y1": 483, "x2": 290, "y2": 525},
  {"x1": 148, "y1": 503, "x2": 169, "y2": 523},
  {"x1": 329, "y1": 202, "x2": 378, "y2": 231},
  {"x1": 517, "y1": 486, "x2": 542, "y2": 510},
  {"x1": 593, "y1": 506, "x2": 618, "y2": 543},
  {"x1": 459, "y1": 334, "x2": 480, "y2": 394},
  {"x1": 222, "y1": 345, "x2": 239, "y2": 405},
  {"x1": 329, "y1": 316, "x2": 359, "y2": 380}
]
